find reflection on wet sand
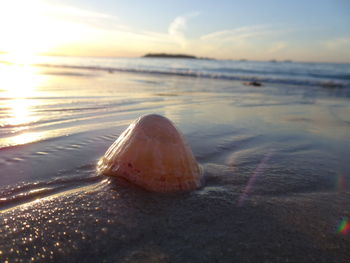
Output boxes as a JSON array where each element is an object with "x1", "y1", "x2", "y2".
[
  {"x1": 0, "y1": 59, "x2": 349, "y2": 262},
  {"x1": 0, "y1": 64, "x2": 43, "y2": 98},
  {"x1": 8, "y1": 132, "x2": 44, "y2": 146},
  {"x1": 4, "y1": 98, "x2": 37, "y2": 128},
  {"x1": 0, "y1": 64, "x2": 45, "y2": 146}
]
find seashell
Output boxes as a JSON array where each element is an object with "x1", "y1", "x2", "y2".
[{"x1": 97, "y1": 114, "x2": 203, "y2": 192}]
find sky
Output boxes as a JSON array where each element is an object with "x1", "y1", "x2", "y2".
[{"x1": 0, "y1": 0, "x2": 349, "y2": 62}]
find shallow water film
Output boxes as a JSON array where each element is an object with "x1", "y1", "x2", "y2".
[{"x1": 0, "y1": 58, "x2": 350, "y2": 262}]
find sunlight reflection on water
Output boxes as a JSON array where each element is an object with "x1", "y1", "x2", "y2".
[
  {"x1": 0, "y1": 63, "x2": 47, "y2": 147},
  {"x1": 0, "y1": 63, "x2": 44, "y2": 125},
  {"x1": 0, "y1": 63, "x2": 44, "y2": 98},
  {"x1": 9, "y1": 132, "x2": 44, "y2": 146},
  {"x1": 4, "y1": 98, "x2": 38, "y2": 128}
]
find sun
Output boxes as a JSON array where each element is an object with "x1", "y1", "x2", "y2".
[
  {"x1": 0, "y1": 0, "x2": 86, "y2": 63},
  {"x1": 0, "y1": 1, "x2": 47, "y2": 60}
]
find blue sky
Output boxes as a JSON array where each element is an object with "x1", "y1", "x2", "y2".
[{"x1": 0, "y1": 0, "x2": 349, "y2": 62}]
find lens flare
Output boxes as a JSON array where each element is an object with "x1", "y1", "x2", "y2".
[
  {"x1": 237, "y1": 150, "x2": 274, "y2": 207},
  {"x1": 337, "y1": 217, "x2": 350, "y2": 235},
  {"x1": 336, "y1": 174, "x2": 346, "y2": 192}
]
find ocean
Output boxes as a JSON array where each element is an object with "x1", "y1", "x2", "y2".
[
  {"x1": 17, "y1": 55, "x2": 350, "y2": 88},
  {"x1": 0, "y1": 56, "x2": 350, "y2": 262}
]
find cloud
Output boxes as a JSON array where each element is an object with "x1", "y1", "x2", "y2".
[
  {"x1": 115, "y1": 11, "x2": 201, "y2": 50},
  {"x1": 267, "y1": 41, "x2": 288, "y2": 53},
  {"x1": 80, "y1": 11, "x2": 201, "y2": 51},
  {"x1": 41, "y1": 2, "x2": 127, "y2": 32},
  {"x1": 47, "y1": 5, "x2": 112, "y2": 19},
  {"x1": 168, "y1": 17, "x2": 187, "y2": 44},
  {"x1": 323, "y1": 37, "x2": 350, "y2": 50},
  {"x1": 168, "y1": 12, "x2": 200, "y2": 47},
  {"x1": 201, "y1": 25, "x2": 273, "y2": 42}
]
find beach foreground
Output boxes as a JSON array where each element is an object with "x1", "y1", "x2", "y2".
[
  {"x1": 1, "y1": 176, "x2": 350, "y2": 263},
  {"x1": 0, "y1": 58, "x2": 350, "y2": 262}
]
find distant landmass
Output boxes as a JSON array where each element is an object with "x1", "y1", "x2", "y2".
[{"x1": 143, "y1": 53, "x2": 213, "y2": 60}]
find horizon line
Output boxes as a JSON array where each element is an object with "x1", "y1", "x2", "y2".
[{"x1": 1, "y1": 51, "x2": 349, "y2": 64}]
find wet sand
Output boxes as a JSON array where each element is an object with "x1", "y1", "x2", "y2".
[
  {"x1": 0, "y1": 65, "x2": 350, "y2": 262},
  {"x1": 1, "y1": 176, "x2": 350, "y2": 262}
]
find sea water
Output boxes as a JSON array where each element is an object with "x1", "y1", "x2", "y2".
[{"x1": 0, "y1": 56, "x2": 349, "y2": 262}]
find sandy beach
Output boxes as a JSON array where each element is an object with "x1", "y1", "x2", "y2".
[{"x1": 0, "y1": 59, "x2": 350, "y2": 262}]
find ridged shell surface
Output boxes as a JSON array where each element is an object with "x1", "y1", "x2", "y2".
[{"x1": 97, "y1": 114, "x2": 202, "y2": 192}]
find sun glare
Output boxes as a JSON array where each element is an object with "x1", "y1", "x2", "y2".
[
  {"x1": 10, "y1": 132, "x2": 44, "y2": 146},
  {"x1": 0, "y1": 64, "x2": 43, "y2": 98},
  {"x1": 5, "y1": 98, "x2": 38, "y2": 127},
  {"x1": 0, "y1": 63, "x2": 45, "y2": 129},
  {"x1": 0, "y1": 0, "x2": 86, "y2": 61},
  {"x1": 0, "y1": 1, "x2": 48, "y2": 59}
]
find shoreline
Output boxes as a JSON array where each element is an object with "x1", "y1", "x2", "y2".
[
  {"x1": 1, "y1": 177, "x2": 349, "y2": 262},
  {"x1": 24, "y1": 63, "x2": 349, "y2": 90},
  {"x1": 0, "y1": 57, "x2": 349, "y2": 262}
]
